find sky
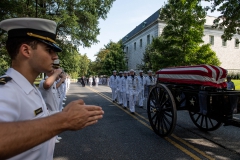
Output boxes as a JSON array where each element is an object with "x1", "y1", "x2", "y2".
[{"x1": 78, "y1": 0, "x2": 220, "y2": 61}]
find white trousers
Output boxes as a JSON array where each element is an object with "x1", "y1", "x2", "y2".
[
  {"x1": 89, "y1": 82, "x2": 92, "y2": 87},
  {"x1": 111, "y1": 88, "x2": 117, "y2": 101},
  {"x1": 129, "y1": 91, "x2": 138, "y2": 112},
  {"x1": 122, "y1": 92, "x2": 127, "y2": 107},
  {"x1": 117, "y1": 91, "x2": 123, "y2": 104},
  {"x1": 138, "y1": 89, "x2": 144, "y2": 107}
]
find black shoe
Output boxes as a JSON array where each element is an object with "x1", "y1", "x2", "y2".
[
  {"x1": 124, "y1": 107, "x2": 127, "y2": 109},
  {"x1": 131, "y1": 112, "x2": 135, "y2": 114},
  {"x1": 139, "y1": 106, "x2": 143, "y2": 108}
]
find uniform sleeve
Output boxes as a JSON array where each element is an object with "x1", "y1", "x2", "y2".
[
  {"x1": 38, "y1": 80, "x2": 45, "y2": 90},
  {"x1": 0, "y1": 86, "x2": 20, "y2": 121}
]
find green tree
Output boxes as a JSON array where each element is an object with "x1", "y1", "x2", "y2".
[
  {"x1": 137, "y1": 45, "x2": 154, "y2": 73},
  {"x1": 143, "y1": 0, "x2": 220, "y2": 71},
  {"x1": 0, "y1": 0, "x2": 115, "y2": 75},
  {"x1": 57, "y1": 42, "x2": 81, "y2": 78},
  {"x1": 206, "y1": 0, "x2": 240, "y2": 41},
  {"x1": 79, "y1": 53, "x2": 91, "y2": 77},
  {"x1": 91, "y1": 48, "x2": 109, "y2": 75},
  {"x1": 102, "y1": 41, "x2": 127, "y2": 75}
]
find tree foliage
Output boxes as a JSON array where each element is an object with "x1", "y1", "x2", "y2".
[
  {"x1": 206, "y1": 0, "x2": 240, "y2": 41},
  {"x1": 140, "y1": 0, "x2": 220, "y2": 71},
  {"x1": 93, "y1": 41, "x2": 127, "y2": 76},
  {"x1": 0, "y1": 0, "x2": 115, "y2": 77}
]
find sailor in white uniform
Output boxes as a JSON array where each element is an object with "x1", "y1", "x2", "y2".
[
  {"x1": 117, "y1": 71, "x2": 123, "y2": 105},
  {"x1": 0, "y1": 17, "x2": 104, "y2": 160},
  {"x1": 126, "y1": 69, "x2": 139, "y2": 114},
  {"x1": 109, "y1": 71, "x2": 118, "y2": 102},
  {"x1": 121, "y1": 71, "x2": 128, "y2": 109},
  {"x1": 137, "y1": 70, "x2": 145, "y2": 108}
]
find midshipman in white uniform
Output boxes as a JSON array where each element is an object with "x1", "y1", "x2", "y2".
[
  {"x1": 109, "y1": 71, "x2": 118, "y2": 102},
  {"x1": 126, "y1": 69, "x2": 139, "y2": 114}
]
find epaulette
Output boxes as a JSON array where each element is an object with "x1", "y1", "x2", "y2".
[{"x1": 0, "y1": 75, "x2": 12, "y2": 85}]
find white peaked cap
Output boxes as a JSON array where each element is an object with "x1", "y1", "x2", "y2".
[
  {"x1": 0, "y1": 17, "x2": 62, "y2": 52},
  {"x1": 148, "y1": 70, "x2": 153, "y2": 73}
]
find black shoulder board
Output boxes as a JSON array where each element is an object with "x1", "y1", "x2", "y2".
[{"x1": 0, "y1": 76, "x2": 12, "y2": 85}]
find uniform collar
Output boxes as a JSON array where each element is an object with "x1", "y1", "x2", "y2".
[{"x1": 6, "y1": 68, "x2": 35, "y2": 94}]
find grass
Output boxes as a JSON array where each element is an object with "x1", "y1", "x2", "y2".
[{"x1": 232, "y1": 80, "x2": 240, "y2": 90}]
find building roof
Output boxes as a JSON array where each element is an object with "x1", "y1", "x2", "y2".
[
  {"x1": 122, "y1": 9, "x2": 160, "y2": 43},
  {"x1": 122, "y1": 9, "x2": 219, "y2": 44}
]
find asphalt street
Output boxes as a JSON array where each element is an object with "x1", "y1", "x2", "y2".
[{"x1": 53, "y1": 83, "x2": 240, "y2": 160}]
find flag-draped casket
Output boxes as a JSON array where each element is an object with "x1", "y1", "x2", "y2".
[{"x1": 156, "y1": 65, "x2": 227, "y2": 88}]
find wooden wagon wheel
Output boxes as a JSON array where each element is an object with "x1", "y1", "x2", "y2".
[
  {"x1": 189, "y1": 111, "x2": 222, "y2": 131},
  {"x1": 147, "y1": 83, "x2": 177, "y2": 137}
]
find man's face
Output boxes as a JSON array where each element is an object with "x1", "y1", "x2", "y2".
[
  {"x1": 140, "y1": 72, "x2": 143, "y2": 76},
  {"x1": 130, "y1": 71, "x2": 134, "y2": 75},
  {"x1": 148, "y1": 72, "x2": 152, "y2": 76},
  {"x1": 30, "y1": 42, "x2": 58, "y2": 73},
  {"x1": 113, "y1": 72, "x2": 116, "y2": 75}
]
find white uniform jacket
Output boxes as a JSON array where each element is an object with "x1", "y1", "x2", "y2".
[
  {"x1": 121, "y1": 76, "x2": 128, "y2": 92},
  {"x1": 95, "y1": 77, "x2": 99, "y2": 83},
  {"x1": 137, "y1": 75, "x2": 145, "y2": 92},
  {"x1": 109, "y1": 75, "x2": 118, "y2": 89},
  {"x1": 145, "y1": 76, "x2": 156, "y2": 86},
  {"x1": 0, "y1": 68, "x2": 55, "y2": 160},
  {"x1": 126, "y1": 75, "x2": 139, "y2": 95},
  {"x1": 89, "y1": 77, "x2": 93, "y2": 83},
  {"x1": 117, "y1": 76, "x2": 123, "y2": 91}
]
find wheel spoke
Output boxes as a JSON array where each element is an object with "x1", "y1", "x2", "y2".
[
  {"x1": 208, "y1": 118, "x2": 214, "y2": 127},
  {"x1": 163, "y1": 114, "x2": 171, "y2": 126},
  {"x1": 151, "y1": 112, "x2": 157, "y2": 121},
  {"x1": 205, "y1": 116, "x2": 208, "y2": 129},
  {"x1": 162, "y1": 114, "x2": 169, "y2": 132},
  {"x1": 200, "y1": 115, "x2": 204, "y2": 126},
  {"x1": 195, "y1": 114, "x2": 201, "y2": 122},
  {"x1": 164, "y1": 111, "x2": 173, "y2": 118}
]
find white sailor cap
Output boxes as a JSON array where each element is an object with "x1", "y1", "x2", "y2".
[
  {"x1": 113, "y1": 70, "x2": 117, "y2": 72},
  {"x1": 124, "y1": 71, "x2": 128, "y2": 74},
  {"x1": 139, "y1": 70, "x2": 143, "y2": 73},
  {"x1": 129, "y1": 69, "x2": 134, "y2": 72},
  {"x1": 0, "y1": 18, "x2": 62, "y2": 52},
  {"x1": 119, "y1": 71, "x2": 123, "y2": 74},
  {"x1": 148, "y1": 70, "x2": 153, "y2": 73}
]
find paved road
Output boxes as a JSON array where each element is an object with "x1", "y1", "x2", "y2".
[{"x1": 54, "y1": 83, "x2": 240, "y2": 160}]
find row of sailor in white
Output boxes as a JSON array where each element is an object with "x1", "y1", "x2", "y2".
[{"x1": 0, "y1": 68, "x2": 55, "y2": 160}]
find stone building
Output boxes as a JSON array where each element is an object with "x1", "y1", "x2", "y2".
[{"x1": 122, "y1": 9, "x2": 240, "y2": 72}]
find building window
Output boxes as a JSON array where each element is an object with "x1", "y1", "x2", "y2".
[
  {"x1": 222, "y1": 39, "x2": 227, "y2": 47},
  {"x1": 134, "y1": 42, "x2": 136, "y2": 50},
  {"x1": 147, "y1": 35, "x2": 150, "y2": 45},
  {"x1": 209, "y1": 35, "x2": 214, "y2": 45},
  {"x1": 235, "y1": 39, "x2": 239, "y2": 48},
  {"x1": 140, "y1": 39, "x2": 142, "y2": 47},
  {"x1": 126, "y1": 47, "x2": 128, "y2": 53}
]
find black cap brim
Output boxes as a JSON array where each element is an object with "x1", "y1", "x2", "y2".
[{"x1": 38, "y1": 39, "x2": 62, "y2": 52}]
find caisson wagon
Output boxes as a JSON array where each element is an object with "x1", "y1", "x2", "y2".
[{"x1": 147, "y1": 65, "x2": 240, "y2": 137}]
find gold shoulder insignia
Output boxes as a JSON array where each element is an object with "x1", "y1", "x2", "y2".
[{"x1": 0, "y1": 76, "x2": 12, "y2": 85}]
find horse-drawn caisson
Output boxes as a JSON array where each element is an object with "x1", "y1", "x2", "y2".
[{"x1": 147, "y1": 65, "x2": 240, "y2": 137}]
